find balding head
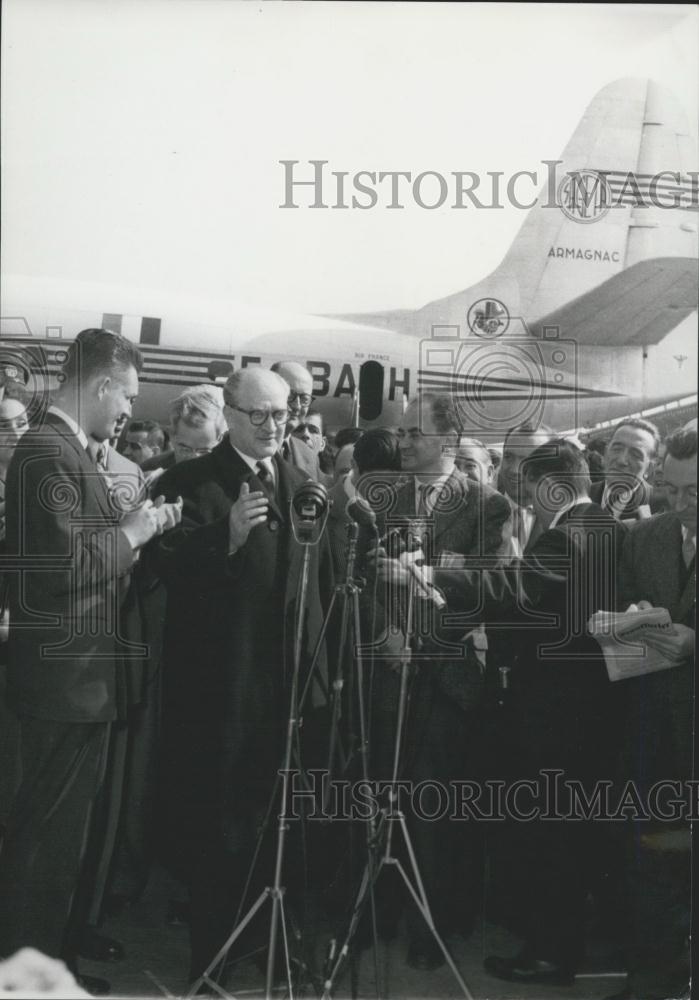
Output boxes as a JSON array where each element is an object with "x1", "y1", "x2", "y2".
[
  {"x1": 223, "y1": 367, "x2": 290, "y2": 459},
  {"x1": 271, "y1": 361, "x2": 314, "y2": 431}
]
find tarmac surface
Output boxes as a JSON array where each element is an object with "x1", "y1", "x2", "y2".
[{"x1": 78, "y1": 867, "x2": 629, "y2": 1000}]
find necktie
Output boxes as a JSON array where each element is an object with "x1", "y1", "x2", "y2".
[
  {"x1": 90, "y1": 442, "x2": 109, "y2": 474},
  {"x1": 605, "y1": 484, "x2": 632, "y2": 519},
  {"x1": 417, "y1": 483, "x2": 434, "y2": 516},
  {"x1": 281, "y1": 440, "x2": 291, "y2": 462},
  {"x1": 682, "y1": 534, "x2": 695, "y2": 570},
  {"x1": 257, "y1": 460, "x2": 275, "y2": 499}
]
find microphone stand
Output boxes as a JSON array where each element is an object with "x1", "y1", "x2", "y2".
[
  {"x1": 321, "y1": 559, "x2": 473, "y2": 1000},
  {"x1": 297, "y1": 517, "x2": 382, "y2": 997},
  {"x1": 187, "y1": 505, "x2": 326, "y2": 1000}
]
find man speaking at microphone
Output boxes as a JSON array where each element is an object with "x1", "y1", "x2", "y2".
[
  {"x1": 154, "y1": 367, "x2": 333, "y2": 982},
  {"x1": 362, "y1": 393, "x2": 511, "y2": 971}
]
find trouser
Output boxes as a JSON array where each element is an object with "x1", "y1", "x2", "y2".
[
  {"x1": 369, "y1": 665, "x2": 483, "y2": 942},
  {"x1": 0, "y1": 717, "x2": 110, "y2": 959},
  {"x1": 623, "y1": 827, "x2": 691, "y2": 997}
]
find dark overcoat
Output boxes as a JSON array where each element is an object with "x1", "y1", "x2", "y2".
[{"x1": 154, "y1": 440, "x2": 333, "y2": 854}]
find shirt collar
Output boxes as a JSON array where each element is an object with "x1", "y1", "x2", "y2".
[
  {"x1": 601, "y1": 479, "x2": 640, "y2": 509},
  {"x1": 681, "y1": 525, "x2": 696, "y2": 547},
  {"x1": 48, "y1": 405, "x2": 89, "y2": 451},
  {"x1": 549, "y1": 496, "x2": 590, "y2": 529},
  {"x1": 414, "y1": 470, "x2": 453, "y2": 514},
  {"x1": 230, "y1": 441, "x2": 274, "y2": 478}
]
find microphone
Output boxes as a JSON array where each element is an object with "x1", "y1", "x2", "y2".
[
  {"x1": 383, "y1": 519, "x2": 445, "y2": 608},
  {"x1": 345, "y1": 495, "x2": 377, "y2": 530},
  {"x1": 382, "y1": 517, "x2": 423, "y2": 556},
  {"x1": 290, "y1": 480, "x2": 330, "y2": 544}
]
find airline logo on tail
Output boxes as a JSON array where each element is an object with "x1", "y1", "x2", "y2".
[{"x1": 558, "y1": 169, "x2": 697, "y2": 223}]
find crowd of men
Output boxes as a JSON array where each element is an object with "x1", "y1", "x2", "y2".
[{"x1": 0, "y1": 328, "x2": 694, "y2": 1000}]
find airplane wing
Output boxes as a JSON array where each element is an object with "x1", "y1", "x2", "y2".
[{"x1": 530, "y1": 256, "x2": 698, "y2": 346}]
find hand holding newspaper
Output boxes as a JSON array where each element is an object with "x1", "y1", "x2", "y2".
[{"x1": 588, "y1": 604, "x2": 695, "y2": 682}]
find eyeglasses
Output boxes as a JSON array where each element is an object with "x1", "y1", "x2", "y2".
[
  {"x1": 230, "y1": 406, "x2": 289, "y2": 427},
  {"x1": 287, "y1": 392, "x2": 315, "y2": 408}
]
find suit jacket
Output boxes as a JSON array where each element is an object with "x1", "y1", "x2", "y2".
[
  {"x1": 3, "y1": 414, "x2": 135, "y2": 723},
  {"x1": 616, "y1": 513, "x2": 695, "y2": 786},
  {"x1": 434, "y1": 502, "x2": 623, "y2": 778},
  {"x1": 360, "y1": 469, "x2": 511, "y2": 723},
  {"x1": 283, "y1": 434, "x2": 322, "y2": 482},
  {"x1": 140, "y1": 449, "x2": 176, "y2": 474},
  {"x1": 154, "y1": 440, "x2": 333, "y2": 844},
  {"x1": 591, "y1": 478, "x2": 653, "y2": 521}
]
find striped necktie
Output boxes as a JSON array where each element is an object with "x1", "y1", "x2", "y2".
[{"x1": 257, "y1": 460, "x2": 276, "y2": 499}]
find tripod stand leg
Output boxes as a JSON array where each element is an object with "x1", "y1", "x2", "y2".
[
  {"x1": 185, "y1": 889, "x2": 271, "y2": 998},
  {"x1": 389, "y1": 812, "x2": 474, "y2": 1000},
  {"x1": 321, "y1": 810, "x2": 390, "y2": 1000}
]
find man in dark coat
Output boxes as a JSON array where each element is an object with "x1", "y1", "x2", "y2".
[
  {"x1": 609, "y1": 424, "x2": 695, "y2": 1000},
  {"x1": 270, "y1": 361, "x2": 323, "y2": 481},
  {"x1": 362, "y1": 393, "x2": 511, "y2": 970},
  {"x1": 378, "y1": 439, "x2": 624, "y2": 985},
  {"x1": 0, "y1": 330, "x2": 180, "y2": 977},
  {"x1": 154, "y1": 367, "x2": 332, "y2": 980}
]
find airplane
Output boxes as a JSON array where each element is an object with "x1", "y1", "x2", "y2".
[{"x1": 1, "y1": 77, "x2": 697, "y2": 441}]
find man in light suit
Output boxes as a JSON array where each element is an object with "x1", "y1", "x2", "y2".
[
  {"x1": 0, "y1": 330, "x2": 180, "y2": 982},
  {"x1": 364, "y1": 393, "x2": 511, "y2": 970},
  {"x1": 271, "y1": 360, "x2": 322, "y2": 480},
  {"x1": 154, "y1": 367, "x2": 333, "y2": 980},
  {"x1": 609, "y1": 424, "x2": 695, "y2": 1000}
]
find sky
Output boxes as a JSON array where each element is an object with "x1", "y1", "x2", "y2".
[{"x1": 1, "y1": 1, "x2": 697, "y2": 315}]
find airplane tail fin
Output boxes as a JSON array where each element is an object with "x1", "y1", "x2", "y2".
[
  {"x1": 505, "y1": 77, "x2": 698, "y2": 342},
  {"x1": 338, "y1": 79, "x2": 697, "y2": 346}
]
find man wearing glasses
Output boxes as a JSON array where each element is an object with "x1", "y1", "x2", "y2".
[
  {"x1": 153, "y1": 367, "x2": 332, "y2": 983},
  {"x1": 271, "y1": 360, "x2": 322, "y2": 480}
]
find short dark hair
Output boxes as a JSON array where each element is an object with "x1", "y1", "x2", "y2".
[
  {"x1": 127, "y1": 419, "x2": 165, "y2": 449},
  {"x1": 62, "y1": 328, "x2": 143, "y2": 385},
  {"x1": 353, "y1": 428, "x2": 401, "y2": 475},
  {"x1": 586, "y1": 436, "x2": 607, "y2": 457},
  {"x1": 457, "y1": 436, "x2": 492, "y2": 466},
  {"x1": 334, "y1": 426, "x2": 364, "y2": 449},
  {"x1": 305, "y1": 410, "x2": 324, "y2": 431},
  {"x1": 523, "y1": 438, "x2": 591, "y2": 499},
  {"x1": 419, "y1": 393, "x2": 460, "y2": 435},
  {"x1": 611, "y1": 418, "x2": 660, "y2": 456},
  {"x1": 665, "y1": 426, "x2": 697, "y2": 462}
]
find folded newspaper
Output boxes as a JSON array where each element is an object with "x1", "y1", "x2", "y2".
[{"x1": 587, "y1": 606, "x2": 677, "y2": 681}]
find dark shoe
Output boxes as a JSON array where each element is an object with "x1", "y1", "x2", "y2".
[
  {"x1": 406, "y1": 937, "x2": 446, "y2": 972},
  {"x1": 484, "y1": 952, "x2": 575, "y2": 986},
  {"x1": 75, "y1": 973, "x2": 111, "y2": 996},
  {"x1": 78, "y1": 928, "x2": 125, "y2": 963}
]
